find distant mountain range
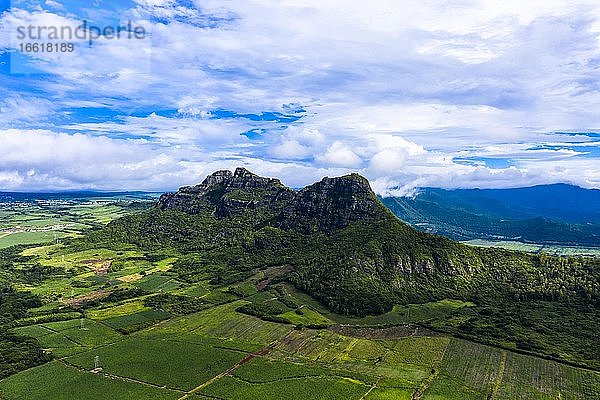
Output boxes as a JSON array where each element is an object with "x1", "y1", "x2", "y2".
[{"x1": 380, "y1": 184, "x2": 600, "y2": 247}]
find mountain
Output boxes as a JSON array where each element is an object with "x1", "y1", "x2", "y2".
[
  {"x1": 381, "y1": 185, "x2": 600, "y2": 246},
  {"x1": 87, "y1": 168, "x2": 600, "y2": 367},
  {"x1": 157, "y1": 167, "x2": 386, "y2": 232}
]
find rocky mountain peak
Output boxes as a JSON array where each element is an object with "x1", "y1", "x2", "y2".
[
  {"x1": 157, "y1": 168, "x2": 390, "y2": 231},
  {"x1": 275, "y1": 173, "x2": 389, "y2": 232},
  {"x1": 195, "y1": 167, "x2": 285, "y2": 191},
  {"x1": 157, "y1": 168, "x2": 294, "y2": 217},
  {"x1": 200, "y1": 170, "x2": 232, "y2": 186},
  {"x1": 233, "y1": 167, "x2": 254, "y2": 178}
]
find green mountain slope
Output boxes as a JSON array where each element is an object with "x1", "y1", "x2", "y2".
[{"x1": 84, "y1": 168, "x2": 600, "y2": 368}]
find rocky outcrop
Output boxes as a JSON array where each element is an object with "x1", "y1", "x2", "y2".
[
  {"x1": 156, "y1": 168, "x2": 390, "y2": 232},
  {"x1": 157, "y1": 167, "x2": 295, "y2": 218},
  {"x1": 276, "y1": 173, "x2": 388, "y2": 232}
]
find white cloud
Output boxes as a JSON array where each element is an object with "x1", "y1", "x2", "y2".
[
  {"x1": 1, "y1": 1, "x2": 600, "y2": 192},
  {"x1": 0, "y1": 129, "x2": 187, "y2": 190},
  {"x1": 369, "y1": 149, "x2": 409, "y2": 173},
  {"x1": 316, "y1": 141, "x2": 362, "y2": 168},
  {"x1": 270, "y1": 140, "x2": 311, "y2": 160},
  {"x1": 0, "y1": 97, "x2": 55, "y2": 123}
]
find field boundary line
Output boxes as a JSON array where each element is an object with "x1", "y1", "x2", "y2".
[
  {"x1": 359, "y1": 377, "x2": 380, "y2": 400},
  {"x1": 488, "y1": 350, "x2": 507, "y2": 400},
  {"x1": 177, "y1": 331, "x2": 294, "y2": 400},
  {"x1": 40, "y1": 325, "x2": 84, "y2": 347},
  {"x1": 230, "y1": 373, "x2": 372, "y2": 386}
]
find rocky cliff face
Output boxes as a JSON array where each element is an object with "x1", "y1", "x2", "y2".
[
  {"x1": 157, "y1": 168, "x2": 389, "y2": 231},
  {"x1": 276, "y1": 173, "x2": 388, "y2": 232},
  {"x1": 157, "y1": 167, "x2": 295, "y2": 218}
]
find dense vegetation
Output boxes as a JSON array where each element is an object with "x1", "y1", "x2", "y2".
[
  {"x1": 78, "y1": 168, "x2": 599, "y2": 368},
  {"x1": 0, "y1": 285, "x2": 51, "y2": 378}
]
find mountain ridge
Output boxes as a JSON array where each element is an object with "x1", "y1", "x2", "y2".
[
  {"x1": 157, "y1": 167, "x2": 390, "y2": 232},
  {"x1": 381, "y1": 184, "x2": 600, "y2": 246}
]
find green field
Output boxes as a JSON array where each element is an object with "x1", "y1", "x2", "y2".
[
  {"x1": 200, "y1": 376, "x2": 369, "y2": 399},
  {"x1": 0, "y1": 196, "x2": 154, "y2": 249},
  {"x1": 3, "y1": 293, "x2": 600, "y2": 400},
  {"x1": 133, "y1": 273, "x2": 181, "y2": 292},
  {"x1": 0, "y1": 362, "x2": 180, "y2": 400},
  {"x1": 67, "y1": 337, "x2": 245, "y2": 391},
  {"x1": 12, "y1": 318, "x2": 123, "y2": 357},
  {"x1": 496, "y1": 352, "x2": 600, "y2": 400},
  {"x1": 0, "y1": 231, "x2": 72, "y2": 249}
]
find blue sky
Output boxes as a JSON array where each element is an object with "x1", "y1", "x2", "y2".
[{"x1": 0, "y1": 0, "x2": 599, "y2": 193}]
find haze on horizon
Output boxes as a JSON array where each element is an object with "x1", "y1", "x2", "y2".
[{"x1": 1, "y1": 0, "x2": 599, "y2": 195}]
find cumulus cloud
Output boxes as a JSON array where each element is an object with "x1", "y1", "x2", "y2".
[
  {"x1": 316, "y1": 141, "x2": 362, "y2": 168},
  {"x1": 0, "y1": 1, "x2": 599, "y2": 192},
  {"x1": 270, "y1": 140, "x2": 311, "y2": 160},
  {"x1": 0, "y1": 129, "x2": 187, "y2": 190}
]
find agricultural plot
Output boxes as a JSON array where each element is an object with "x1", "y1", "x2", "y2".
[
  {"x1": 133, "y1": 273, "x2": 181, "y2": 292},
  {"x1": 177, "y1": 281, "x2": 210, "y2": 297},
  {"x1": 199, "y1": 375, "x2": 369, "y2": 400},
  {"x1": 271, "y1": 327, "x2": 321, "y2": 355},
  {"x1": 87, "y1": 301, "x2": 149, "y2": 320},
  {"x1": 0, "y1": 197, "x2": 149, "y2": 251},
  {"x1": 4, "y1": 289, "x2": 599, "y2": 400},
  {"x1": 37, "y1": 248, "x2": 142, "y2": 271},
  {"x1": 141, "y1": 301, "x2": 293, "y2": 348},
  {"x1": 12, "y1": 318, "x2": 123, "y2": 357},
  {"x1": 203, "y1": 290, "x2": 240, "y2": 304},
  {"x1": 15, "y1": 276, "x2": 84, "y2": 299},
  {"x1": 87, "y1": 301, "x2": 171, "y2": 332},
  {"x1": 102, "y1": 310, "x2": 172, "y2": 333},
  {"x1": 348, "y1": 338, "x2": 388, "y2": 361},
  {"x1": 0, "y1": 231, "x2": 72, "y2": 249},
  {"x1": 69, "y1": 204, "x2": 131, "y2": 225},
  {"x1": 270, "y1": 328, "x2": 434, "y2": 390},
  {"x1": 422, "y1": 376, "x2": 483, "y2": 400},
  {"x1": 67, "y1": 337, "x2": 245, "y2": 391},
  {"x1": 0, "y1": 361, "x2": 180, "y2": 400},
  {"x1": 495, "y1": 352, "x2": 600, "y2": 400},
  {"x1": 234, "y1": 358, "x2": 338, "y2": 382},
  {"x1": 380, "y1": 336, "x2": 449, "y2": 367},
  {"x1": 278, "y1": 307, "x2": 333, "y2": 326},
  {"x1": 436, "y1": 338, "x2": 503, "y2": 394},
  {"x1": 365, "y1": 387, "x2": 413, "y2": 400},
  {"x1": 292, "y1": 330, "x2": 358, "y2": 363}
]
